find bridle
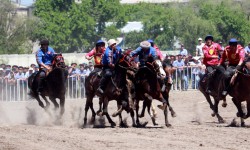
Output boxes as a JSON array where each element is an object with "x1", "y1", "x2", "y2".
[{"x1": 52, "y1": 54, "x2": 65, "y2": 69}]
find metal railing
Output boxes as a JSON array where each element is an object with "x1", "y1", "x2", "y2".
[{"x1": 0, "y1": 66, "x2": 203, "y2": 101}]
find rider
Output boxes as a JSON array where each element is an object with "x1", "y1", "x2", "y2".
[
  {"x1": 148, "y1": 39, "x2": 172, "y2": 84},
  {"x1": 36, "y1": 39, "x2": 55, "y2": 92},
  {"x1": 218, "y1": 38, "x2": 245, "y2": 96},
  {"x1": 85, "y1": 40, "x2": 106, "y2": 70},
  {"x1": 96, "y1": 39, "x2": 122, "y2": 96},
  {"x1": 130, "y1": 40, "x2": 157, "y2": 67},
  {"x1": 148, "y1": 39, "x2": 164, "y2": 61},
  {"x1": 202, "y1": 35, "x2": 222, "y2": 93}
]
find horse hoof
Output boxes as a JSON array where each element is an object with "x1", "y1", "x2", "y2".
[
  {"x1": 171, "y1": 112, "x2": 177, "y2": 117},
  {"x1": 112, "y1": 113, "x2": 118, "y2": 117},
  {"x1": 241, "y1": 122, "x2": 246, "y2": 127},
  {"x1": 222, "y1": 103, "x2": 227, "y2": 108},
  {"x1": 211, "y1": 113, "x2": 216, "y2": 117},
  {"x1": 219, "y1": 119, "x2": 225, "y2": 124},
  {"x1": 166, "y1": 123, "x2": 172, "y2": 127},
  {"x1": 119, "y1": 122, "x2": 128, "y2": 128},
  {"x1": 139, "y1": 114, "x2": 144, "y2": 118},
  {"x1": 96, "y1": 110, "x2": 102, "y2": 114},
  {"x1": 110, "y1": 122, "x2": 116, "y2": 127}
]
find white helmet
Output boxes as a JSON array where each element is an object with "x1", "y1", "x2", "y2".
[
  {"x1": 140, "y1": 41, "x2": 151, "y2": 49},
  {"x1": 108, "y1": 39, "x2": 117, "y2": 46}
]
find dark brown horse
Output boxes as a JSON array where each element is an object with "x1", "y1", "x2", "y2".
[
  {"x1": 228, "y1": 59, "x2": 250, "y2": 126},
  {"x1": 137, "y1": 59, "x2": 176, "y2": 126},
  {"x1": 84, "y1": 53, "x2": 135, "y2": 127},
  {"x1": 133, "y1": 60, "x2": 172, "y2": 127},
  {"x1": 199, "y1": 66, "x2": 227, "y2": 123},
  {"x1": 28, "y1": 54, "x2": 68, "y2": 116}
]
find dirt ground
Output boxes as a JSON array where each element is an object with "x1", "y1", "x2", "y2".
[{"x1": 0, "y1": 90, "x2": 250, "y2": 150}]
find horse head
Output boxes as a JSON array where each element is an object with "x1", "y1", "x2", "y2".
[
  {"x1": 52, "y1": 53, "x2": 66, "y2": 69},
  {"x1": 117, "y1": 53, "x2": 133, "y2": 68}
]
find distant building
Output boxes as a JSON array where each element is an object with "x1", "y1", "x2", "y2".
[{"x1": 11, "y1": 1, "x2": 34, "y2": 17}]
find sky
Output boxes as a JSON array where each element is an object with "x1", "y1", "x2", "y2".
[{"x1": 13, "y1": 0, "x2": 34, "y2": 6}]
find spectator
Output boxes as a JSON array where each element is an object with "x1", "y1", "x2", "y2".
[
  {"x1": 68, "y1": 63, "x2": 79, "y2": 98},
  {"x1": 79, "y1": 63, "x2": 87, "y2": 98},
  {"x1": 196, "y1": 38, "x2": 205, "y2": 57},
  {"x1": 179, "y1": 44, "x2": 188, "y2": 56},
  {"x1": 172, "y1": 54, "x2": 186, "y2": 90},
  {"x1": 190, "y1": 56, "x2": 202, "y2": 89},
  {"x1": 7, "y1": 71, "x2": 17, "y2": 101},
  {"x1": 218, "y1": 41, "x2": 225, "y2": 51},
  {"x1": 15, "y1": 66, "x2": 25, "y2": 100},
  {"x1": 88, "y1": 62, "x2": 94, "y2": 72}
]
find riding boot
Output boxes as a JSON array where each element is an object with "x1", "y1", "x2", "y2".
[{"x1": 37, "y1": 76, "x2": 45, "y2": 93}]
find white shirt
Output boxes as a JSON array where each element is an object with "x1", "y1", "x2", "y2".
[{"x1": 196, "y1": 43, "x2": 204, "y2": 56}]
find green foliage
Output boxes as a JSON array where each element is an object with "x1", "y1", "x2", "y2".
[{"x1": 1, "y1": 0, "x2": 250, "y2": 55}]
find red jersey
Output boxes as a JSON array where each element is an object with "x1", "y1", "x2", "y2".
[
  {"x1": 219, "y1": 44, "x2": 245, "y2": 66},
  {"x1": 202, "y1": 42, "x2": 222, "y2": 66},
  {"x1": 85, "y1": 47, "x2": 105, "y2": 65}
]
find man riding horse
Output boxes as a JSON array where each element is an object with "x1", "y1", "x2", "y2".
[
  {"x1": 96, "y1": 39, "x2": 122, "y2": 96},
  {"x1": 218, "y1": 38, "x2": 245, "y2": 96},
  {"x1": 85, "y1": 40, "x2": 106, "y2": 70},
  {"x1": 36, "y1": 39, "x2": 56, "y2": 93},
  {"x1": 202, "y1": 35, "x2": 222, "y2": 93}
]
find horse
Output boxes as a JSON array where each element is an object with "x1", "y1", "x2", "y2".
[
  {"x1": 227, "y1": 58, "x2": 250, "y2": 126},
  {"x1": 83, "y1": 53, "x2": 135, "y2": 127},
  {"x1": 28, "y1": 54, "x2": 68, "y2": 116},
  {"x1": 133, "y1": 58, "x2": 172, "y2": 127},
  {"x1": 136, "y1": 58, "x2": 176, "y2": 126},
  {"x1": 198, "y1": 66, "x2": 227, "y2": 123}
]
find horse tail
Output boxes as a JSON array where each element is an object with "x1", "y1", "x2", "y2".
[{"x1": 27, "y1": 72, "x2": 38, "y2": 99}]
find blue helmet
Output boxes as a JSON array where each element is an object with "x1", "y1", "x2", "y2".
[
  {"x1": 96, "y1": 40, "x2": 105, "y2": 46},
  {"x1": 147, "y1": 39, "x2": 154, "y2": 43},
  {"x1": 229, "y1": 38, "x2": 238, "y2": 45},
  {"x1": 205, "y1": 35, "x2": 213, "y2": 41}
]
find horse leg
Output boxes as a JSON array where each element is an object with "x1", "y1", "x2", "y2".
[
  {"x1": 102, "y1": 98, "x2": 116, "y2": 127},
  {"x1": 146, "y1": 101, "x2": 158, "y2": 126},
  {"x1": 213, "y1": 99, "x2": 224, "y2": 123},
  {"x1": 164, "y1": 104, "x2": 171, "y2": 127},
  {"x1": 221, "y1": 97, "x2": 227, "y2": 108},
  {"x1": 202, "y1": 92, "x2": 214, "y2": 115},
  {"x1": 130, "y1": 108, "x2": 136, "y2": 127},
  {"x1": 59, "y1": 96, "x2": 65, "y2": 116},
  {"x1": 244, "y1": 100, "x2": 250, "y2": 119},
  {"x1": 49, "y1": 97, "x2": 59, "y2": 110},
  {"x1": 41, "y1": 95, "x2": 50, "y2": 110},
  {"x1": 84, "y1": 95, "x2": 94, "y2": 126},
  {"x1": 96, "y1": 97, "x2": 102, "y2": 115},
  {"x1": 35, "y1": 95, "x2": 45, "y2": 108},
  {"x1": 232, "y1": 98, "x2": 245, "y2": 118},
  {"x1": 135, "y1": 100, "x2": 147, "y2": 127},
  {"x1": 139, "y1": 100, "x2": 146, "y2": 118},
  {"x1": 162, "y1": 89, "x2": 176, "y2": 117}
]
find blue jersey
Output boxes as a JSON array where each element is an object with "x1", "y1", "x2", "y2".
[
  {"x1": 36, "y1": 47, "x2": 55, "y2": 65},
  {"x1": 130, "y1": 46, "x2": 157, "y2": 65},
  {"x1": 102, "y1": 46, "x2": 122, "y2": 66}
]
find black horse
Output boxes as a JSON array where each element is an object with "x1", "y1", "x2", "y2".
[
  {"x1": 199, "y1": 66, "x2": 227, "y2": 123},
  {"x1": 133, "y1": 59, "x2": 172, "y2": 127},
  {"x1": 28, "y1": 54, "x2": 68, "y2": 116},
  {"x1": 83, "y1": 53, "x2": 135, "y2": 127}
]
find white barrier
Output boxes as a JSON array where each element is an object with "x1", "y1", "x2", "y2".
[{"x1": 0, "y1": 67, "x2": 202, "y2": 101}]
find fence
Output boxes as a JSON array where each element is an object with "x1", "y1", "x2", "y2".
[{"x1": 0, "y1": 66, "x2": 203, "y2": 101}]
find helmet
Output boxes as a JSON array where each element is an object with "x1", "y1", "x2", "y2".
[
  {"x1": 140, "y1": 41, "x2": 151, "y2": 49},
  {"x1": 229, "y1": 38, "x2": 238, "y2": 45},
  {"x1": 108, "y1": 39, "x2": 116, "y2": 46},
  {"x1": 96, "y1": 40, "x2": 105, "y2": 46},
  {"x1": 40, "y1": 39, "x2": 49, "y2": 45},
  {"x1": 147, "y1": 39, "x2": 154, "y2": 43},
  {"x1": 205, "y1": 35, "x2": 213, "y2": 41}
]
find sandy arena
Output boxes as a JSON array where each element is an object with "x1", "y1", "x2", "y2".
[{"x1": 0, "y1": 90, "x2": 249, "y2": 150}]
